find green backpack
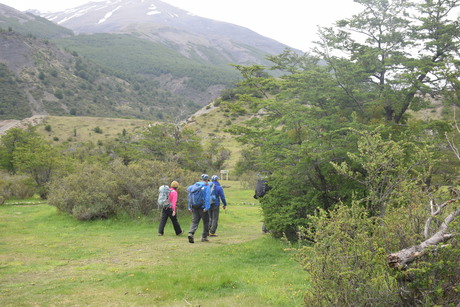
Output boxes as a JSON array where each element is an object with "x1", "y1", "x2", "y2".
[{"x1": 157, "y1": 185, "x2": 171, "y2": 209}]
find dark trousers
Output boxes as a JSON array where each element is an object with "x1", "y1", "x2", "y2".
[
  {"x1": 188, "y1": 207, "x2": 209, "y2": 238},
  {"x1": 158, "y1": 207, "x2": 182, "y2": 235},
  {"x1": 209, "y1": 205, "x2": 220, "y2": 234}
]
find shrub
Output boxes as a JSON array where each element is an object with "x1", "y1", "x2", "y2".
[
  {"x1": 296, "y1": 197, "x2": 460, "y2": 306},
  {"x1": 111, "y1": 160, "x2": 196, "y2": 217},
  {"x1": 0, "y1": 174, "x2": 36, "y2": 200},
  {"x1": 48, "y1": 163, "x2": 117, "y2": 220},
  {"x1": 48, "y1": 160, "x2": 197, "y2": 220},
  {"x1": 54, "y1": 90, "x2": 63, "y2": 99},
  {"x1": 297, "y1": 203, "x2": 400, "y2": 306}
]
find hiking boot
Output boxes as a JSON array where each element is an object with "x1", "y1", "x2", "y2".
[
  {"x1": 188, "y1": 234, "x2": 194, "y2": 243},
  {"x1": 201, "y1": 237, "x2": 209, "y2": 242},
  {"x1": 209, "y1": 233, "x2": 218, "y2": 237}
]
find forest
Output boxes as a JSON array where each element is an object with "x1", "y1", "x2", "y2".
[{"x1": 1, "y1": 0, "x2": 460, "y2": 305}]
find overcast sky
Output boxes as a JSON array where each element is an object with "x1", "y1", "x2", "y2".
[{"x1": 0, "y1": 0, "x2": 363, "y2": 51}]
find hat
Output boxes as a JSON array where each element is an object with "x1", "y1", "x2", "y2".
[
  {"x1": 211, "y1": 175, "x2": 220, "y2": 181},
  {"x1": 201, "y1": 174, "x2": 209, "y2": 180},
  {"x1": 170, "y1": 181, "x2": 179, "y2": 188}
]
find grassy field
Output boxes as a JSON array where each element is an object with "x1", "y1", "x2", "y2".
[
  {"x1": 37, "y1": 116, "x2": 150, "y2": 144},
  {"x1": 0, "y1": 185, "x2": 307, "y2": 306}
]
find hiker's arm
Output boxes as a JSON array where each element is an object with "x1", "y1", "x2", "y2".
[
  {"x1": 219, "y1": 187, "x2": 227, "y2": 207},
  {"x1": 170, "y1": 190, "x2": 178, "y2": 212}
]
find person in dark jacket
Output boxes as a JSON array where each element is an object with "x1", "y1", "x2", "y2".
[{"x1": 209, "y1": 175, "x2": 227, "y2": 236}]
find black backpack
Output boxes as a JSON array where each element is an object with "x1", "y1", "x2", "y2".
[{"x1": 254, "y1": 179, "x2": 271, "y2": 199}]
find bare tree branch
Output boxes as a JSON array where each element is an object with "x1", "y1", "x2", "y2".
[{"x1": 388, "y1": 197, "x2": 459, "y2": 269}]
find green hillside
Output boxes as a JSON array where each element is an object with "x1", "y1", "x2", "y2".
[
  {"x1": 53, "y1": 33, "x2": 240, "y2": 91},
  {"x1": 0, "y1": 31, "x2": 199, "y2": 120},
  {"x1": 0, "y1": 64, "x2": 31, "y2": 119},
  {"x1": 0, "y1": 11, "x2": 73, "y2": 39}
]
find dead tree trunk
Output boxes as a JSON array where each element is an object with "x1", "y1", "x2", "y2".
[{"x1": 388, "y1": 195, "x2": 460, "y2": 269}]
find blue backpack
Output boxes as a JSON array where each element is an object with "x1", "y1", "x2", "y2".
[{"x1": 187, "y1": 183, "x2": 205, "y2": 208}]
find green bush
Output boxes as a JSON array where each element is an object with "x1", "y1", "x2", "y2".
[
  {"x1": 71, "y1": 202, "x2": 114, "y2": 221},
  {"x1": 0, "y1": 174, "x2": 36, "y2": 200},
  {"x1": 47, "y1": 160, "x2": 197, "y2": 220},
  {"x1": 397, "y1": 240, "x2": 460, "y2": 305},
  {"x1": 54, "y1": 89, "x2": 63, "y2": 99},
  {"x1": 297, "y1": 204, "x2": 400, "y2": 306},
  {"x1": 296, "y1": 198, "x2": 460, "y2": 306},
  {"x1": 47, "y1": 163, "x2": 117, "y2": 220},
  {"x1": 111, "y1": 160, "x2": 196, "y2": 217}
]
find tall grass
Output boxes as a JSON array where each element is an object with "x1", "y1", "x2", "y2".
[{"x1": 0, "y1": 201, "x2": 307, "y2": 306}]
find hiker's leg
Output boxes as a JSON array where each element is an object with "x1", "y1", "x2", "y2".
[
  {"x1": 201, "y1": 210, "x2": 210, "y2": 239},
  {"x1": 188, "y1": 208, "x2": 201, "y2": 235},
  {"x1": 210, "y1": 206, "x2": 220, "y2": 234},
  {"x1": 208, "y1": 205, "x2": 215, "y2": 231},
  {"x1": 158, "y1": 208, "x2": 168, "y2": 235},
  {"x1": 209, "y1": 205, "x2": 218, "y2": 234},
  {"x1": 171, "y1": 213, "x2": 182, "y2": 235}
]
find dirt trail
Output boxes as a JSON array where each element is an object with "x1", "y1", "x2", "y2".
[{"x1": 0, "y1": 115, "x2": 46, "y2": 135}]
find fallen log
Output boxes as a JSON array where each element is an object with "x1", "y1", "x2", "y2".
[{"x1": 388, "y1": 196, "x2": 459, "y2": 269}]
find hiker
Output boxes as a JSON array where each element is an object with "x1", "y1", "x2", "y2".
[
  {"x1": 186, "y1": 174, "x2": 212, "y2": 243},
  {"x1": 158, "y1": 181, "x2": 183, "y2": 236},
  {"x1": 209, "y1": 175, "x2": 227, "y2": 236},
  {"x1": 254, "y1": 176, "x2": 271, "y2": 233}
]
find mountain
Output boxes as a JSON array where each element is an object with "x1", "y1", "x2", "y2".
[
  {"x1": 0, "y1": 4, "x2": 72, "y2": 39},
  {"x1": 42, "y1": 0, "x2": 290, "y2": 66},
  {"x1": 0, "y1": 1, "x2": 297, "y2": 120},
  {"x1": 0, "y1": 29, "x2": 200, "y2": 120}
]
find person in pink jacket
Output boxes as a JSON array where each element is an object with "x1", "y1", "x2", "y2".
[{"x1": 158, "y1": 181, "x2": 184, "y2": 236}]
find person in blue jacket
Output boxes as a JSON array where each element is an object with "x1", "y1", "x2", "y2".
[
  {"x1": 209, "y1": 175, "x2": 227, "y2": 236},
  {"x1": 187, "y1": 174, "x2": 212, "y2": 243}
]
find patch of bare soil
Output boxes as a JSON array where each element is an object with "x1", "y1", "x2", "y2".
[{"x1": 0, "y1": 115, "x2": 46, "y2": 135}]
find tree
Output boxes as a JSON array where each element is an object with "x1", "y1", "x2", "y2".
[
  {"x1": 332, "y1": 128, "x2": 434, "y2": 216},
  {"x1": 297, "y1": 127, "x2": 459, "y2": 305},
  {"x1": 315, "y1": 0, "x2": 460, "y2": 123},
  {"x1": 0, "y1": 128, "x2": 38, "y2": 174},
  {"x1": 226, "y1": 60, "x2": 369, "y2": 239},
  {"x1": 137, "y1": 123, "x2": 207, "y2": 171},
  {"x1": 13, "y1": 135, "x2": 61, "y2": 198}
]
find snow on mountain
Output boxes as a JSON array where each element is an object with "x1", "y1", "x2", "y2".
[{"x1": 41, "y1": 0, "x2": 293, "y2": 63}]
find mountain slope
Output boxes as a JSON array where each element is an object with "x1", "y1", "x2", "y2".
[
  {"x1": 0, "y1": 1, "x2": 297, "y2": 120},
  {"x1": 0, "y1": 4, "x2": 73, "y2": 39},
  {"x1": 0, "y1": 31, "x2": 196, "y2": 120},
  {"x1": 42, "y1": 0, "x2": 292, "y2": 66}
]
